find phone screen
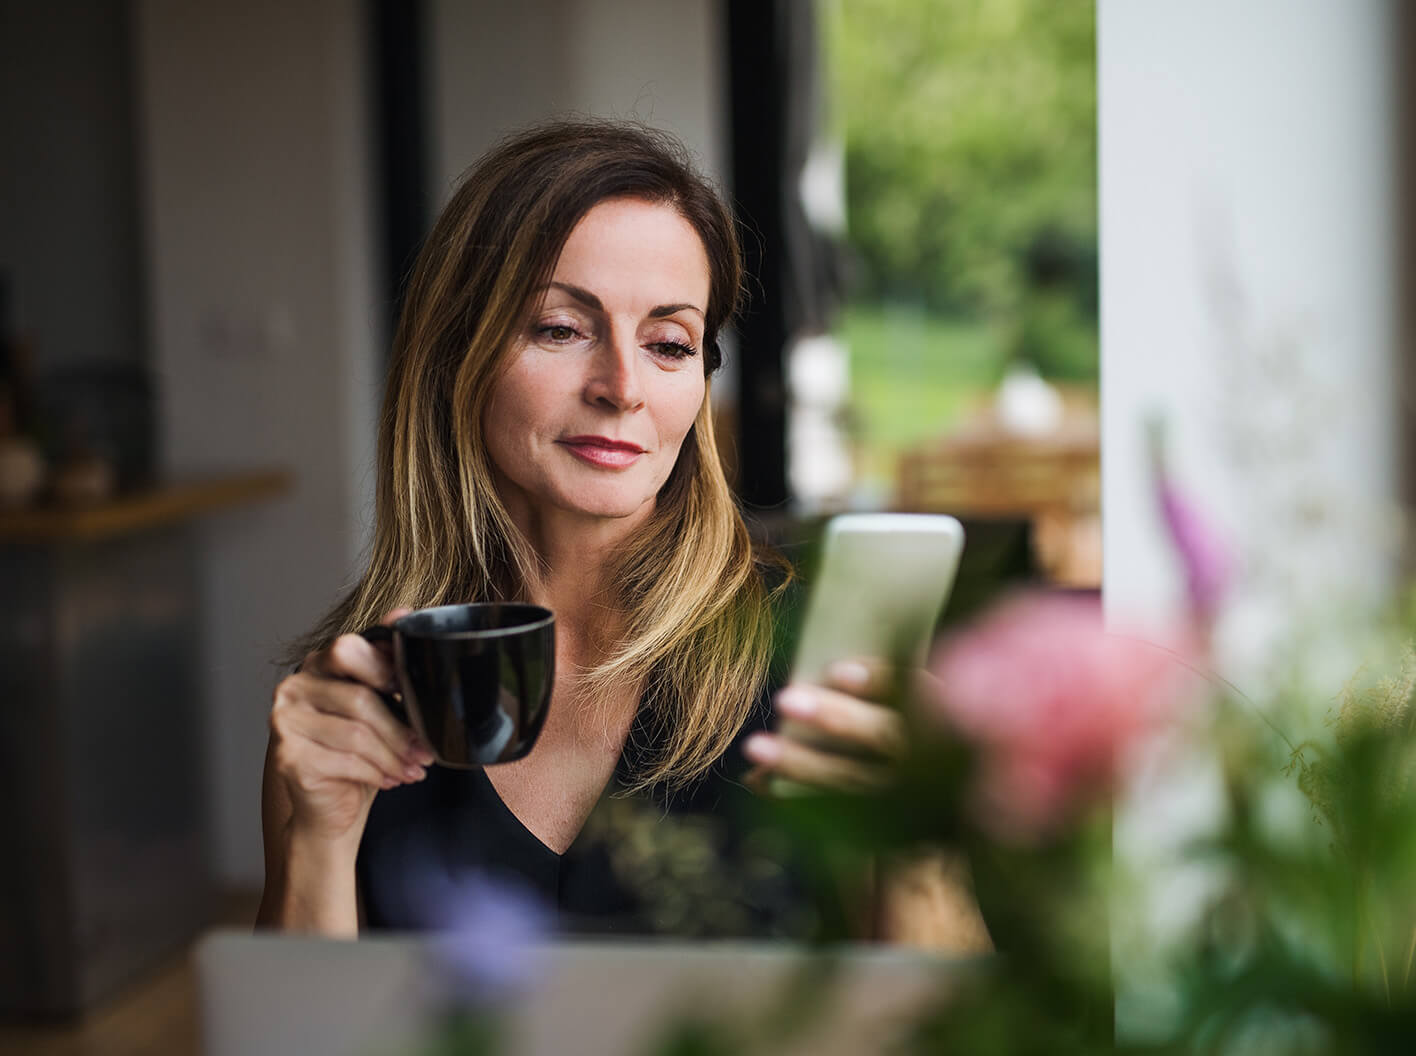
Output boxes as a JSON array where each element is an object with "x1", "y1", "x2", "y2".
[{"x1": 790, "y1": 514, "x2": 966, "y2": 685}]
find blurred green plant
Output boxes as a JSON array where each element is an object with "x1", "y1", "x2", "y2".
[
  {"x1": 1122, "y1": 656, "x2": 1416, "y2": 1053},
  {"x1": 1282, "y1": 646, "x2": 1416, "y2": 1002}
]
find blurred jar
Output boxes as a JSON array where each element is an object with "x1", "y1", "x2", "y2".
[{"x1": 0, "y1": 434, "x2": 45, "y2": 507}]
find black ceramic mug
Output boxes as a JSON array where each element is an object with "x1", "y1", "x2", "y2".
[{"x1": 360, "y1": 602, "x2": 554, "y2": 767}]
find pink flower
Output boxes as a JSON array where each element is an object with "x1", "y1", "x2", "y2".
[{"x1": 927, "y1": 592, "x2": 1188, "y2": 844}]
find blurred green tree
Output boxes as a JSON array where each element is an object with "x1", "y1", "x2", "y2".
[{"x1": 826, "y1": 0, "x2": 1097, "y2": 379}]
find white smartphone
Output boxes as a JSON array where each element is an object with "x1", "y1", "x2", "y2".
[
  {"x1": 776, "y1": 514, "x2": 965, "y2": 771},
  {"x1": 791, "y1": 513, "x2": 965, "y2": 684}
]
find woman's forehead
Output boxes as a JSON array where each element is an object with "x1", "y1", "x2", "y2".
[{"x1": 547, "y1": 199, "x2": 710, "y2": 310}]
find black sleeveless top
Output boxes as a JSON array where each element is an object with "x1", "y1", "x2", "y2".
[{"x1": 356, "y1": 685, "x2": 815, "y2": 938}]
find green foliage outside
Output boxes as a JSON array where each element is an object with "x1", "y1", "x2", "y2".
[
  {"x1": 824, "y1": 0, "x2": 1099, "y2": 479},
  {"x1": 839, "y1": 305, "x2": 998, "y2": 483}
]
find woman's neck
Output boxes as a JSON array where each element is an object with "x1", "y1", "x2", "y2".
[
  {"x1": 504, "y1": 498, "x2": 654, "y2": 638},
  {"x1": 533, "y1": 563, "x2": 620, "y2": 641}
]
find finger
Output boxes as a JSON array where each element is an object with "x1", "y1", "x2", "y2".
[
  {"x1": 338, "y1": 608, "x2": 413, "y2": 674},
  {"x1": 294, "y1": 673, "x2": 432, "y2": 765},
  {"x1": 302, "y1": 608, "x2": 411, "y2": 683},
  {"x1": 742, "y1": 732, "x2": 891, "y2": 793},
  {"x1": 282, "y1": 736, "x2": 402, "y2": 793},
  {"x1": 821, "y1": 658, "x2": 896, "y2": 701},
  {"x1": 321, "y1": 632, "x2": 399, "y2": 693},
  {"x1": 822, "y1": 661, "x2": 949, "y2": 718},
  {"x1": 776, "y1": 684, "x2": 906, "y2": 759},
  {"x1": 287, "y1": 706, "x2": 427, "y2": 786},
  {"x1": 300, "y1": 633, "x2": 383, "y2": 685},
  {"x1": 741, "y1": 764, "x2": 771, "y2": 797}
]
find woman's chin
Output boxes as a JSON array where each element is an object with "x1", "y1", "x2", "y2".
[{"x1": 552, "y1": 489, "x2": 657, "y2": 524}]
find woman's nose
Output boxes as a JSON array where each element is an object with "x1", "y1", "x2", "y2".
[{"x1": 584, "y1": 331, "x2": 645, "y2": 412}]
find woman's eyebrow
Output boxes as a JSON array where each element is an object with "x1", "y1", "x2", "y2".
[
  {"x1": 648, "y1": 303, "x2": 705, "y2": 319},
  {"x1": 547, "y1": 282, "x2": 704, "y2": 319},
  {"x1": 549, "y1": 281, "x2": 603, "y2": 310}
]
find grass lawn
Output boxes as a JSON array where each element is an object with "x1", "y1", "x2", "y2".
[{"x1": 838, "y1": 303, "x2": 1005, "y2": 487}]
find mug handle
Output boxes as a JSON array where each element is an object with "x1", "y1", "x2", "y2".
[{"x1": 358, "y1": 625, "x2": 411, "y2": 725}]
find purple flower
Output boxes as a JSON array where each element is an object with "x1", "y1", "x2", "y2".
[
  {"x1": 416, "y1": 867, "x2": 552, "y2": 1005},
  {"x1": 1157, "y1": 478, "x2": 1234, "y2": 623},
  {"x1": 1149, "y1": 419, "x2": 1235, "y2": 625}
]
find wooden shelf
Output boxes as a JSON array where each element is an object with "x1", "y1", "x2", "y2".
[{"x1": 0, "y1": 470, "x2": 292, "y2": 543}]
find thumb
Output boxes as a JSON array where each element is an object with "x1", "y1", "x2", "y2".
[{"x1": 380, "y1": 607, "x2": 414, "y2": 627}]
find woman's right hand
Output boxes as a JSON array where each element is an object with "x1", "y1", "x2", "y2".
[{"x1": 266, "y1": 609, "x2": 435, "y2": 848}]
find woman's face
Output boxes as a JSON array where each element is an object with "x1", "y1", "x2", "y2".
[{"x1": 483, "y1": 197, "x2": 710, "y2": 527}]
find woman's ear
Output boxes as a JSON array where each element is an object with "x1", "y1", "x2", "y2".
[{"x1": 704, "y1": 336, "x2": 722, "y2": 375}]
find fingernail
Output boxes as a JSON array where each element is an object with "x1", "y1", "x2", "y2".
[
  {"x1": 743, "y1": 734, "x2": 782, "y2": 765},
  {"x1": 403, "y1": 764, "x2": 425, "y2": 782},
  {"x1": 829, "y1": 660, "x2": 870, "y2": 690},
  {"x1": 775, "y1": 687, "x2": 817, "y2": 718}
]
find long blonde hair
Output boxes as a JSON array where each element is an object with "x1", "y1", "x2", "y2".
[{"x1": 289, "y1": 120, "x2": 788, "y2": 791}]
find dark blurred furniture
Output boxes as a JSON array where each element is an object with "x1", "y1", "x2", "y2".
[
  {"x1": 35, "y1": 363, "x2": 156, "y2": 492},
  {"x1": 0, "y1": 471, "x2": 288, "y2": 1018},
  {"x1": 894, "y1": 396, "x2": 1101, "y2": 589}
]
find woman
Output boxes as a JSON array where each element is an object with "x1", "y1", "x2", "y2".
[{"x1": 257, "y1": 120, "x2": 978, "y2": 943}]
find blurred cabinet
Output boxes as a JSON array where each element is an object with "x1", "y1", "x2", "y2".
[{"x1": 0, "y1": 472, "x2": 287, "y2": 1018}]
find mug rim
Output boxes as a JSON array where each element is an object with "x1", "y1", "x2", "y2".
[{"x1": 392, "y1": 601, "x2": 555, "y2": 640}]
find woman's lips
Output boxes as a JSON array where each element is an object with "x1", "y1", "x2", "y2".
[{"x1": 558, "y1": 436, "x2": 646, "y2": 469}]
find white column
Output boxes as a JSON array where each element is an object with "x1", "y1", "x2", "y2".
[
  {"x1": 1100, "y1": 0, "x2": 1400, "y2": 684},
  {"x1": 1099, "y1": 0, "x2": 1402, "y2": 1037}
]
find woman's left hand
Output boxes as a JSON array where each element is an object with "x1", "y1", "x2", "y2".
[{"x1": 742, "y1": 659, "x2": 912, "y2": 793}]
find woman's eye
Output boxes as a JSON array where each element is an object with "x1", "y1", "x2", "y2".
[
  {"x1": 538, "y1": 324, "x2": 580, "y2": 343},
  {"x1": 650, "y1": 340, "x2": 697, "y2": 360}
]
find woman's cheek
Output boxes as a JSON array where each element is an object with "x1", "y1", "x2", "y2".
[
  {"x1": 662, "y1": 407, "x2": 702, "y2": 464},
  {"x1": 658, "y1": 413, "x2": 703, "y2": 485},
  {"x1": 671, "y1": 376, "x2": 707, "y2": 433}
]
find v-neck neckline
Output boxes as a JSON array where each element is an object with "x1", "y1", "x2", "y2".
[{"x1": 466, "y1": 699, "x2": 657, "y2": 860}]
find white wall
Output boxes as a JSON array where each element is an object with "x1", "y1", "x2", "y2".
[
  {"x1": 135, "y1": 0, "x2": 379, "y2": 888},
  {"x1": 1098, "y1": 0, "x2": 1401, "y2": 1034},
  {"x1": 1099, "y1": 0, "x2": 1400, "y2": 682},
  {"x1": 428, "y1": 0, "x2": 727, "y2": 201}
]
